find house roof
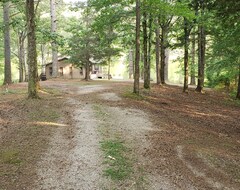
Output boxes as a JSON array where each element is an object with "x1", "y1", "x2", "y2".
[{"x1": 45, "y1": 57, "x2": 69, "y2": 66}]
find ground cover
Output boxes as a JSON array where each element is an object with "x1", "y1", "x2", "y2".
[{"x1": 0, "y1": 80, "x2": 239, "y2": 190}]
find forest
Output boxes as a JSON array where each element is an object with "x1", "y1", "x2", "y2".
[
  {"x1": 1, "y1": 1, "x2": 240, "y2": 189},
  {"x1": 0, "y1": 0, "x2": 240, "y2": 99}
]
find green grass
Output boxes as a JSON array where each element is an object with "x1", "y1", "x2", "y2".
[
  {"x1": 101, "y1": 139, "x2": 132, "y2": 180},
  {"x1": 0, "y1": 149, "x2": 22, "y2": 165},
  {"x1": 93, "y1": 104, "x2": 133, "y2": 181},
  {"x1": 0, "y1": 89, "x2": 27, "y2": 95},
  {"x1": 93, "y1": 104, "x2": 106, "y2": 117},
  {"x1": 41, "y1": 88, "x2": 62, "y2": 96},
  {"x1": 29, "y1": 108, "x2": 60, "y2": 122},
  {"x1": 224, "y1": 97, "x2": 240, "y2": 107},
  {"x1": 122, "y1": 91, "x2": 144, "y2": 101},
  {"x1": 93, "y1": 104, "x2": 148, "y2": 188}
]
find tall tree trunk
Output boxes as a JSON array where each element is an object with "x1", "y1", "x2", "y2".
[
  {"x1": 236, "y1": 65, "x2": 240, "y2": 99},
  {"x1": 41, "y1": 44, "x2": 46, "y2": 74},
  {"x1": 18, "y1": 33, "x2": 26, "y2": 82},
  {"x1": 50, "y1": 0, "x2": 58, "y2": 78},
  {"x1": 24, "y1": 56, "x2": 28, "y2": 82},
  {"x1": 164, "y1": 48, "x2": 169, "y2": 82},
  {"x1": 155, "y1": 19, "x2": 161, "y2": 85},
  {"x1": 3, "y1": 2, "x2": 12, "y2": 85},
  {"x1": 195, "y1": 25, "x2": 206, "y2": 92},
  {"x1": 183, "y1": 18, "x2": 191, "y2": 93},
  {"x1": 85, "y1": 59, "x2": 90, "y2": 81},
  {"x1": 160, "y1": 26, "x2": 167, "y2": 84},
  {"x1": 147, "y1": 15, "x2": 153, "y2": 87},
  {"x1": 190, "y1": 28, "x2": 196, "y2": 85},
  {"x1": 108, "y1": 57, "x2": 111, "y2": 80},
  {"x1": 195, "y1": 0, "x2": 206, "y2": 93},
  {"x1": 142, "y1": 9, "x2": 149, "y2": 89},
  {"x1": 27, "y1": 0, "x2": 39, "y2": 98},
  {"x1": 134, "y1": 0, "x2": 140, "y2": 94},
  {"x1": 129, "y1": 49, "x2": 134, "y2": 79}
]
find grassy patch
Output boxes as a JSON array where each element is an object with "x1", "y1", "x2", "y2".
[
  {"x1": 224, "y1": 98, "x2": 240, "y2": 107},
  {"x1": 0, "y1": 88, "x2": 64, "y2": 189},
  {"x1": 29, "y1": 109, "x2": 60, "y2": 122},
  {"x1": 40, "y1": 88, "x2": 62, "y2": 96},
  {"x1": 101, "y1": 139, "x2": 132, "y2": 180},
  {"x1": 0, "y1": 89, "x2": 26, "y2": 95},
  {"x1": 93, "y1": 103, "x2": 147, "y2": 188},
  {"x1": 93, "y1": 104, "x2": 134, "y2": 181},
  {"x1": 0, "y1": 149, "x2": 22, "y2": 165},
  {"x1": 93, "y1": 104, "x2": 107, "y2": 118},
  {"x1": 122, "y1": 91, "x2": 144, "y2": 101},
  {"x1": 229, "y1": 89, "x2": 237, "y2": 99}
]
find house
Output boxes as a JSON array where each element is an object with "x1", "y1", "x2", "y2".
[
  {"x1": 45, "y1": 57, "x2": 85, "y2": 79},
  {"x1": 91, "y1": 64, "x2": 109, "y2": 79}
]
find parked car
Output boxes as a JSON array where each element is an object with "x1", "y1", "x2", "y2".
[{"x1": 40, "y1": 73, "x2": 47, "y2": 81}]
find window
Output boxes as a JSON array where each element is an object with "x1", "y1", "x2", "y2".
[
  {"x1": 59, "y1": 67, "x2": 63, "y2": 76},
  {"x1": 49, "y1": 67, "x2": 53, "y2": 76},
  {"x1": 80, "y1": 67, "x2": 83, "y2": 75},
  {"x1": 94, "y1": 65, "x2": 99, "y2": 71},
  {"x1": 70, "y1": 67, "x2": 73, "y2": 78}
]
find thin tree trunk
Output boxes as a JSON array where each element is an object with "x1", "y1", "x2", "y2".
[
  {"x1": 155, "y1": 19, "x2": 161, "y2": 85},
  {"x1": 147, "y1": 15, "x2": 153, "y2": 88},
  {"x1": 129, "y1": 49, "x2": 134, "y2": 79},
  {"x1": 195, "y1": 24, "x2": 206, "y2": 92},
  {"x1": 142, "y1": 9, "x2": 149, "y2": 89},
  {"x1": 195, "y1": 0, "x2": 206, "y2": 93},
  {"x1": 190, "y1": 28, "x2": 196, "y2": 85},
  {"x1": 164, "y1": 48, "x2": 169, "y2": 82},
  {"x1": 134, "y1": 0, "x2": 140, "y2": 94},
  {"x1": 236, "y1": 65, "x2": 240, "y2": 99},
  {"x1": 41, "y1": 44, "x2": 46, "y2": 74},
  {"x1": 108, "y1": 57, "x2": 111, "y2": 80},
  {"x1": 3, "y1": 2, "x2": 12, "y2": 85},
  {"x1": 160, "y1": 26, "x2": 166, "y2": 84},
  {"x1": 183, "y1": 18, "x2": 191, "y2": 93},
  {"x1": 50, "y1": 0, "x2": 58, "y2": 78},
  {"x1": 18, "y1": 33, "x2": 26, "y2": 82},
  {"x1": 27, "y1": 0, "x2": 39, "y2": 98},
  {"x1": 24, "y1": 56, "x2": 28, "y2": 82},
  {"x1": 85, "y1": 60, "x2": 90, "y2": 81}
]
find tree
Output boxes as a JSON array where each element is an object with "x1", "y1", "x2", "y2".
[
  {"x1": 195, "y1": 0, "x2": 206, "y2": 93},
  {"x1": 207, "y1": 0, "x2": 240, "y2": 99},
  {"x1": 155, "y1": 18, "x2": 161, "y2": 85},
  {"x1": 17, "y1": 31, "x2": 27, "y2": 82},
  {"x1": 190, "y1": 26, "x2": 196, "y2": 85},
  {"x1": 89, "y1": 0, "x2": 137, "y2": 81},
  {"x1": 50, "y1": 0, "x2": 58, "y2": 78},
  {"x1": 160, "y1": 16, "x2": 172, "y2": 85},
  {"x1": 142, "y1": 2, "x2": 148, "y2": 89},
  {"x1": 11, "y1": 4, "x2": 28, "y2": 82},
  {"x1": 141, "y1": 0, "x2": 153, "y2": 89},
  {"x1": 26, "y1": 0, "x2": 39, "y2": 98},
  {"x1": 67, "y1": 4, "x2": 109, "y2": 81},
  {"x1": 183, "y1": 17, "x2": 192, "y2": 92},
  {"x1": 3, "y1": 1, "x2": 12, "y2": 85},
  {"x1": 134, "y1": 0, "x2": 140, "y2": 94}
]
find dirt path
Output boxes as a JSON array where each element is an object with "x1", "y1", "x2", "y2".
[
  {"x1": 36, "y1": 97, "x2": 106, "y2": 189},
  {"x1": 33, "y1": 86, "x2": 100, "y2": 189},
  {"x1": 35, "y1": 82, "x2": 182, "y2": 189}
]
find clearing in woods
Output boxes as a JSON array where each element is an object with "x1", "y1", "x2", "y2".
[{"x1": 0, "y1": 79, "x2": 240, "y2": 190}]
